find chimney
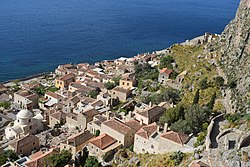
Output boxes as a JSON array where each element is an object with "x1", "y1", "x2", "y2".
[
  {"x1": 157, "y1": 125, "x2": 160, "y2": 133},
  {"x1": 164, "y1": 123, "x2": 168, "y2": 133},
  {"x1": 149, "y1": 101, "x2": 152, "y2": 108},
  {"x1": 140, "y1": 119, "x2": 143, "y2": 125},
  {"x1": 106, "y1": 111, "x2": 110, "y2": 120}
]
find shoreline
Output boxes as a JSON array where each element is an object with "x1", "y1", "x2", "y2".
[
  {"x1": 2, "y1": 72, "x2": 51, "y2": 85},
  {"x1": 1, "y1": 33, "x2": 212, "y2": 86}
]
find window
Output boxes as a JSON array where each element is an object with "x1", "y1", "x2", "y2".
[
  {"x1": 151, "y1": 145, "x2": 154, "y2": 149},
  {"x1": 29, "y1": 119, "x2": 31, "y2": 123},
  {"x1": 29, "y1": 125, "x2": 32, "y2": 129},
  {"x1": 123, "y1": 82, "x2": 125, "y2": 85},
  {"x1": 18, "y1": 120, "x2": 20, "y2": 123},
  {"x1": 33, "y1": 142, "x2": 35, "y2": 145}
]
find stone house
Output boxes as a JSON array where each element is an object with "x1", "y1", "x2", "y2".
[
  {"x1": 134, "y1": 123, "x2": 159, "y2": 154},
  {"x1": 119, "y1": 73, "x2": 136, "y2": 90},
  {"x1": 0, "y1": 84, "x2": 8, "y2": 94},
  {"x1": 115, "y1": 65, "x2": 129, "y2": 76},
  {"x1": 158, "y1": 131, "x2": 193, "y2": 153},
  {"x1": 25, "y1": 148, "x2": 57, "y2": 167},
  {"x1": 44, "y1": 91, "x2": 63, "y2": 107},
  {"x1": 97, "y1": 92, "x2": 112, "y2": 106},
  {"x1": 164, "y1": 79, "x2": 182, "y2": 90},
  {"x1": 87, "y1": 112, "x2": 121, "y2": 135},
  {"x1": 8, "y1": 134, "x2": 39, "y2": 156},
  {"x1": 64, "y1": 95, "x2": 81, "y2": 112},
  {"x1": 101, "y1": 118, "x2": 136, "y2": 147},
  {"x1": 21, "y1": 81, "x2": 40, "y2": 91},
  {"x1": 66, "y1": 108, "x2": 98, "y2": 130},
  {"x1": 134, "y1": 124, "x2": 193, "y2": 154},
  {"x1": 87, "y1": 133, "x2": 122, "y2": 161},
  {"x1": 60, "y1": 130, "x2": 93, "y2": 160},
  {"x1": 49, "y1": 111, "x2": 67, "y2": 128},
  {"x1": 158, "y1": 68, "x2": 173, "y2": 84},
  {"x1": 55, "y1": 73, "x2": 75, "y2": 89},
  {"x1": 14, "y1": 90, "x2": 39, "y2": 110},
  {"x1": 134, "y1": 105, "x2": 165, "y2": 125},
  {"x1": 110, "y1": 86, "x2": 131, "y2": 103}
]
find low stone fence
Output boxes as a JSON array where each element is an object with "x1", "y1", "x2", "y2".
[{"x1": 205, "y1": 114, "x2": 224, "y2": 150}]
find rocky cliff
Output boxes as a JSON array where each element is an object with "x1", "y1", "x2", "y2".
[{"x1": 218, "y1": 0, "x2": 250, "y2": 113}]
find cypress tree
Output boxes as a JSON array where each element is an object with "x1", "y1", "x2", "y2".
[{"x1": 193, "y1": 89, "x2": 200, "y2": 105}]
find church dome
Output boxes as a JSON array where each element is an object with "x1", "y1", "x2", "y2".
[{"x1": 16, "y1": 109, "x2": 33, "y2": 119}]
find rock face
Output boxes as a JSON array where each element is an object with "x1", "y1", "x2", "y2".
[{"x1": 219, "y1": 0, "x2": 250, "y2": 113}]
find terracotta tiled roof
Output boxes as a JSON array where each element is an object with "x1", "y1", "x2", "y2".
[
  {"x1": 9, "y1": 134, "x2": 39, "y2": 150},
  {"x1": 67, "y1": 131, "x2": 93, "y2": 147},
  {"x1": 160, "y1": 131, "x2": 189, "y2": 145},
  {"x1": 46, "y1": 91, "x2": 62, "y2": 99},
  {"x1": 113, "y1": 86, "x2": 130, "y2": 94},
  {"x1": 89, "y1": 133, "x2": 117, "y2": 150},
  {"x1": 136, "y1": 123, "x2": 158, "y2": 139},
  {"x1": 138, "y1": 106, "x2": 165, "y2": 119},
  {"x1": 160, "y1": 68, "x2": 173, "y2": 75},
  {"x1": 102, "y1": 118, "x2": 132, "y2": 135},
  {"x1": 125, "y1": 119, "x2": 143, "y2": 131},
  {"x1": 59, "y1": 73, "x2": 75, "y2": 81},
  {"x1": 50, "y1": 111, "x2": 66, "y2": 121},
  {"x1": 82, "y1": 108, "x2": 98, "y2": 118},
  {"x1": 68, "y1": 95, "x2": 81, "y2": 104}
]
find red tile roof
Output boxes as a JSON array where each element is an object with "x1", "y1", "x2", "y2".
[
  {"x1": 125, "y1": 119, "x2": 143, "y2": 132},
  {"x1": 59, "y1": 73, "x2": 75, "y2": 81},
  {"x1": 102, "y1": 118, "x2": 132, "y2": 135},
  {"x1": 89, "y1": 133, "x2": 117, "y2": 150},
  {"x1": 45, "y1": 91, "x2": 62, "y2": 99},
  {"x1": 136, "y1": 123, "x2": 158, "y2": 139},
  {"x1": 160, "y1": 131, "x2": 189, "y2": 145},
  {"x1": 160, "y1": 68, "x2": 173, "y2": 75}
]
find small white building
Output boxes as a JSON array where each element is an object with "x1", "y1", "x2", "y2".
[{"x1": 5, "y1": 109, "x2": 44, "y2": 140}]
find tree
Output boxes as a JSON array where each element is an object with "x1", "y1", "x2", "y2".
[
  {"x1": 47, "y1": 150, "x2": 72, "y2": 167},
  {"x1": 79, "y1": 148, "x2": 89, "y2": 167},
  {"x1": 0, "y1": 101, "x2": 11, "y2": 109},
  {"x1": 112, "y1": 77, "x2": 121, "y2": 86},
  {"x1": 87, "y1": 89, "x2": 100, "y2": 99},
  {"x1": 192, "y1": 89, "x2": 200, "y2": 105},
  {"x1": 184, "y1": 105, "x2": 210, "y2": 134},
  {"x1": 95, "y1": 130, "x2": 100, "y2": 137},
  {"x1": 199, "y1": 77, "x2": 208, "y2": 90},
  {"x1": 159, "y1": 56, "x2": 175, "y2": 69},
  {"x1": 104, "y1": 81, "x2": 116, "y2": 90},
  {"x1": 171, "y1": 119, "x2": 191, "y2": 134},
  {"x1": 159, "y1": 104, "x2": 184, "y2": 125},
  {"x1": 214, "y1": 76, "x2": 224, "y2": 87},
  {"x1": 228, "y1": 80, "x2": 237, "y2": 89},
  {"x1": 170, "y1": 151, "x2": 184, "y2": 165},
  {"x1": 84, "y1": 156, "x2": 100, "y2": 167},
  {"x1": 0, "y1": 150, "x2": 18, "y2": 166},
  {"x1": 207, "y1": 92, "x2": 216, "y2": 110}
]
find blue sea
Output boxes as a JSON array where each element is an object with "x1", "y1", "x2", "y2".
[{"x1": 0, "y1": 0, "x2": 240, "y2": 82}]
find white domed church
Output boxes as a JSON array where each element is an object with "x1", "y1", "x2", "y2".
[{"x1": 5, "y1": 109, "x2": 44, "y2": 140}]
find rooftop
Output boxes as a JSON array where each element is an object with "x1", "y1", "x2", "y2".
[
  {"x1": 160, "y1": 131, "x2": 189, "y2": 145},
  {"x1": 102, "y1": 118, "x2": 132, "y2": 135},
  {"x1": 89, "y1": 133, "x2": 117, "y2": 150}
]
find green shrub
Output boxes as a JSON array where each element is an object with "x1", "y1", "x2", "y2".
[
  {"x1": 0, "y1": 101, "x2": 11, "y2": 109},
  {"x1": 170, "y1": 151, "x2": 184, "y2": 165}
]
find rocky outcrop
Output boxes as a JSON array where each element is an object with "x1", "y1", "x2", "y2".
[{"x1": 218, "y1": 0, "x2": 250, "y2": 113}]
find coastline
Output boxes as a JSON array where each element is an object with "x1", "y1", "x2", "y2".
[{"x1": 1, "y1": 33, "x2": 212, "y2": 86}]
